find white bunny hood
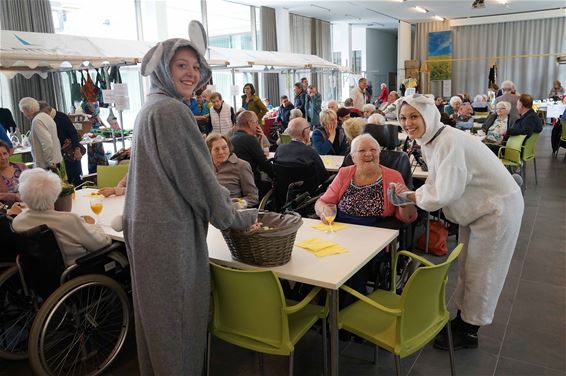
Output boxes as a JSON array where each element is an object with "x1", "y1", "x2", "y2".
[
  {"x1": 395, "y1": 94, "x2": 444, "y2": 145},
  {"x1": 141, "y1": 21, "x2": 211, "y2": 100}
]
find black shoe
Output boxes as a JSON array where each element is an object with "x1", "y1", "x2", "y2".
[{"x1": 433, "y1": 328, "x2": 478, "y2": 351}]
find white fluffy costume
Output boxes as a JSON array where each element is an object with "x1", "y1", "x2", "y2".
[
  {"x1": 123, "y1": 22, "x2": 257, "y2": 375},
  {"x1": 396, "y1": 94, "x2": 524, "y2": 326}
]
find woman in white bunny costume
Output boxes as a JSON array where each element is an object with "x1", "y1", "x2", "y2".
[
  {"x1": 123, "y1": 22, "x2": 257, "y2": 375},
  {"x1": 392, "y1": 94, "x2": 523, "y2": 350}
]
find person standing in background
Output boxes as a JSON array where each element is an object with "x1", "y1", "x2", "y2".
[{"x1": 350, "y1": 77, "x2": 368, "y2": 111}]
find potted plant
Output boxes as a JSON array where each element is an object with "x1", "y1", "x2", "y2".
[{"x1": 54, "y1": 164, "x2": 75, "y2": 212}]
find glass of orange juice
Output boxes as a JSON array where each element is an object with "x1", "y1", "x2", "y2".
[
  {"x1": 90, "y1": 197, "x2": 104, "y2": 224},
  {"x1": 322, "y1": 204, "x2": 337, "y2": 233}
]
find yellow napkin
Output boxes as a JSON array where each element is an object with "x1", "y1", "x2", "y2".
[
  {"x1": 311, "y1": 223, "x2": 348, "y2": 232},
  {"x1": 83, "y1": 191, "x2": 103, "y2": 197},
  {"x1": 296, "y1": 238, "x2": 348, "y2": 257}
]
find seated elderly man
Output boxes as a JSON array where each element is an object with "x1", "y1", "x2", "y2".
[
  {"x1": 506, "y1": 94, "x2": 543, "y2": 139},
  {"x1": 454, "y1": 103, "x2": 474, "y2": 130},
  {"x1": 362, "y1": 104, "x2": 376, "y2": 119},
  {"x1": 12, "y1": 168, "x2": 111, "y2": 266},
  {"x1": 378, "y1": 91, "x2": 399, "y2": 120},
  {"x1": 274, "y1": 117, "x2": 329, "y2": 190},
  {"x1": 326, "y1": 100, "x2": 339, "y2": 113}
]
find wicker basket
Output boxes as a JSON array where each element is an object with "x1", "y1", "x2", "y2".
[{"x1": 222, "y1": 212, "x2": 303, "y2": 267}]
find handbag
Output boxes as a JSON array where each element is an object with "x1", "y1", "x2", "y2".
[
  {"x1": 61, "y1": 143, "x2": 87, "y2": 162},
  {"x1": 416, "y1": 220, "x2": 448, "y2": 256}
]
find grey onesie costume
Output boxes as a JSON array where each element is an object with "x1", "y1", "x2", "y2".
[{"x1": 123, "y1": 33, "x2": 257, "y2": 375}]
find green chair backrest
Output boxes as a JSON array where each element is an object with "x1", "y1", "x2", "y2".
[
  {"x1": 501, "y1": 135, "x2": 527, "y2": 164},
  {"x1": 210, "y1": 263, "x2": 292, "y2": 352},
  {"x1": 96, "y1": 164, "x2": 129, "y2": 188},
  {"x1": 561, "y1": 120, "x2": 566, "y2": 142},
  {"x1": 279, "y1": 133, "x2": 292, "y2": 144},
  {"x1": 9, "y1": 153, "x2": 23, "y2": 163},
  {"x1": 398, "y1": 244, "x2": 463, "y2": 353},
  {"x1": 522, "y1": 132, "x2": 540, "y2": 162}
]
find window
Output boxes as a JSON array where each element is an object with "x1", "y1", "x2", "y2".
[
  {"x1": 50, "y1": 0, "x2": 137, "y2": 39},
  {"x1": 353, "y1": 50, "x2": 362, "y2": 74},
  {"x1": 207, "y1": 0, "x2": 252, "y2": 50},
  {"x1": 332, "y1": 52, "x2": 341, "y2": 66},
  {"x1": 140, "y1": 1, "x2": 203, "y2": 41}
]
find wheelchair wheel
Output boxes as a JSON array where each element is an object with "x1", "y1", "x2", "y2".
[
  {"x1": 28, "y1": 274, "x2": 130, "y2": 376},
  {"x1": 0, "y1": 265, "x2": 35, "y2": 360}
]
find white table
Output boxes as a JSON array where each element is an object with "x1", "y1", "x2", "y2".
[
  {"x1": 72, "y1": 189, "x2": 398, "y2": 376},
  {"x1": 208, "y1": 218, "x2": 398, "y2": 376},
  {"x1": 71, "y1": 188, "x2": 124, "y2": 241}
]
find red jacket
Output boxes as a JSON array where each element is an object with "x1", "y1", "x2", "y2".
[
  {"x1": 378, "y1": 87, "x2": 389, "y2": 103},
  {"x1": 318, "y1": 164, "x2": 416, "y2": 223}
]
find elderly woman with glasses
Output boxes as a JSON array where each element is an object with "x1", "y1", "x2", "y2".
[
  {"x1": 12, "y1": 168, "x2": 111, "y2": 266},
  {"x1": 312, "y1": 109, "x2": 348, "y2": 156},
  {"x1": 315, "y1": 134, "x2": 416, "y2": 226},
  {"x1": 482, "y1": 101, "x2": 518, "y2": 151},
  {"x1": 205, "y1": 132, "x2": 258, "y2": 207}
]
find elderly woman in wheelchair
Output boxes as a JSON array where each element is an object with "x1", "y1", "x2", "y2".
[{"x1": 0, "y1": 168, "x2": 130, "y2": 375}]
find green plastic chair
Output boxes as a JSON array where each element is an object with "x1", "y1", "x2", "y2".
[
  {"x1": 279, "y1": 133, "x2": 292, "y2": 144},
  {"x1": 96, "y1": 164, "x2": 129, "y2": 188},
  {"x1": 522, "y1": 132, "x2": 540, "y2": 185},
  {"x1": 208, "y1": 263, "x2": 328, "y2": 376},
  {"x1": 338, "y1": 244, "x2": 464, "y2": 376},
  {"x1": 498, "y1": 134, "x2": 527, "y2": 174}
]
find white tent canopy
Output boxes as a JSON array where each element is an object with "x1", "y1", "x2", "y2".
[{"x1": 0, "y1": 30, "x2": 341, "y2": 79}]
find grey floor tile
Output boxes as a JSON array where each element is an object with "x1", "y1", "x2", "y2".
[
  {"x1": 500, "y1": 323, "x2": 566, "y2": 372},
  {"x1": 410, "y1": 343, "x2": 497, "y2": 376},
  {"x1": 521, "y1": 250, "x2": 566, "y2": 286},
  {"x1": 495, "y1": 356, "x2": 565, "y2": 376}
]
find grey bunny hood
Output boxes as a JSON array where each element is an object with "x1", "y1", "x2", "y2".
[{"x1": 141, "y1": 22, "x2": 211, "y2": 100}]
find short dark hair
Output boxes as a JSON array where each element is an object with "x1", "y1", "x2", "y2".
[
  {"x1": 336, "y1": 107, "x2": 351, "y2": 119},
  {"x1": 280, "y1": 95, "x2": 288, "y2": 100},
  {"x1": 518, "y1": 94, "x2": 533, "y2": 109},
  {"x1": 358, "y1": 77, "x2": 367, "y2": 84},
  {"x1": 209, "y1": 92, "x2": 222, "y2": 101},
  {"x1": 0, "y1": 140, "x2": 10, "y2": 152},
  {"x1": 294, "y1": 82, "x2": 302, "y2": 89},
  {"x1": 301, "y1": 77, "x2": 308, "y2": 82},
  {"x1": 243, "y1": 83, "x2": 256, "y2": 95}
]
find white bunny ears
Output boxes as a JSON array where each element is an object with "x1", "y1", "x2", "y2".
[{"x1": 141, "y1": 20, "x2": 208, "y2": 77}]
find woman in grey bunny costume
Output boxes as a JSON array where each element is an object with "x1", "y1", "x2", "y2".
[{"x1": 123, "y1": 22, "x2": 257, "y2": 375}]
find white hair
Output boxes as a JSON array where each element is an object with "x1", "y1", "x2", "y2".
[
  {"x1": 380, "y1": 83, "x2": 387, "y2": 89},
  {"x1": 473, "y1": 94, "x2": 484, "y2": 103},
  {"x1": 362, "y1": 104, "x2": 376, "y2": 114},
  {"x1": 501, "y1": 80, "x2": 515, "y2": 92},
  {"x1": 367, "y1": 113, "x2": 386, "y2": 125},
  {"x1": 289, "y1": 109, "x2": 303, "y2": 120},
  {"x1": 350, "y1": 133, "x2": 380, "y2": 156},
  {"x1": 18, "y1": 168, "x2": 62, "y2": 211},
  {"x1": 496, "y1": 101, "x2": 511, "y2": 112},
  {"x1": 325, "y1": 100, "x2": 338, "y2": 110},
  {"x1": 449, "y1": 96, "x2": 463, "y2": 107},
  {"x1": 18, "y1": 97, "x2": 39, "y2": 113}
]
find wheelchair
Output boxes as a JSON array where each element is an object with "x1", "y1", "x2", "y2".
[
  {"x1": 258, "y1": 160, "x2": 333, "y2": 217},
  {"x1": 0, "y1": 224, "x2": 131, "y2": 375}
]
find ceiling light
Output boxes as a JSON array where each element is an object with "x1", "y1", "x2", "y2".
[
  {"x1": 433, "y1": 15, "x2": 445, "y2": 21},
  {"x1": 414, "y1": 6, "x2": 429, "y2": 13},
  {"x1": 310, "y1": 4, "x2": 331, "y2": 12},
  {"x1": 497, "y1": 0, "x2": 508, "y2": 4}
]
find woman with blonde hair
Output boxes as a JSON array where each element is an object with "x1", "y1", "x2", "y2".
[{"x1": 342, "y1": 117, "x2": 366, "y2": 144}]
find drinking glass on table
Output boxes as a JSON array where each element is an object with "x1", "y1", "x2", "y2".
[
  {"x1": 322, "y1": 204, "x2": 337, "y2": 233},
  {"x1": 90, "y1": 197, "x2": 104, "y2": 224}
]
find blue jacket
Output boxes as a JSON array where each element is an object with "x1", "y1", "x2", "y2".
[
  {"x1": 305, "y1": 93, "x2": 322, "y2": 126},
  {"x1": 276, "y1": 103, "x2": 295, "y2": 128},
  {"x1": 506, "y1": 109, "x2": 542, "y2": 138},
  {"x1": 311, "y1": 125, "x2": 348, "y2": 156},
  {"x1": 188, "y1": 99, "x2": 210, "y2": 116},
  {"x1": 294, "y1": 91, "x2": 307, "y2": 117}
]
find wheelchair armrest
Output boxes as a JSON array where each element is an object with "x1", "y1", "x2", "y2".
[
  {"x1": 258, "y1": 189, "x2": 273, "y2": 211},
  {"x1": 74, "y1": 242, "x2": 125, "y2": 266},
  {"x1": 396, "y1": 250, "x2": 434, "y2": 267}
]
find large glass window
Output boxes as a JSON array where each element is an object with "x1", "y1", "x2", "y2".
[
  {"x1": 140, "y1": 1, "x2": 202, "y2": 42},
  {"x1": 50, "y1": 0, "x2": 137, "y2": 39},
  {"x1": 207, "y1": 0, "x2": 252, "y2": 49}
]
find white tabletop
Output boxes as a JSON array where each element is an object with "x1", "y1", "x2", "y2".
[
  {"x1": 71, "y1": 188, "x2": 124, "y2": 241},
  {"x1": 208, "y1": 218, "x2": 398, "y2": 290}
]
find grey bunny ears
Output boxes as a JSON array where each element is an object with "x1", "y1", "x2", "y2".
[{"x1": 141, "y1": 20, "x2": 208, "y2": 77}]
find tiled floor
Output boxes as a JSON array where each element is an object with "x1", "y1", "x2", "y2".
[{"x1": 2, "y1": 125, "x2": 564, "y2": 376}]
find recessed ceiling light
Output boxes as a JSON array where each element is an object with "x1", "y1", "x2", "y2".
[
  {"x1": 414, "y1": 6, "x2": 429, "y2": 13},
  {"x1": 433, "y1": 15, "x2": 445, "y2": 21}
]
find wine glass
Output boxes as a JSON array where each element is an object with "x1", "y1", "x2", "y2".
[
  {"x1": 322, "y1": 204, "x2": 337, "y2": 233},
  {"x1": 90, "y1": 197, "x2": 104, "y2": 224}
]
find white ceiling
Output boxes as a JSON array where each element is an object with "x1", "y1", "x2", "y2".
[{"x1": 237, "y1": 0, "x2": 565, "y2": 30}]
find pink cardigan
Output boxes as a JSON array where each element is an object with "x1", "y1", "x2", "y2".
[{"x1": 318, "y1": 164, "x2": 417, "y2": 223}]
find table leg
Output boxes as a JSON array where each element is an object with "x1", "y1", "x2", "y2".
[
  {"x1": 329, "y1": 289, "x2": 339, "y2": 376},
  {"x1": 424, "y1": 211, "x2": 430, "y2": 254}
]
